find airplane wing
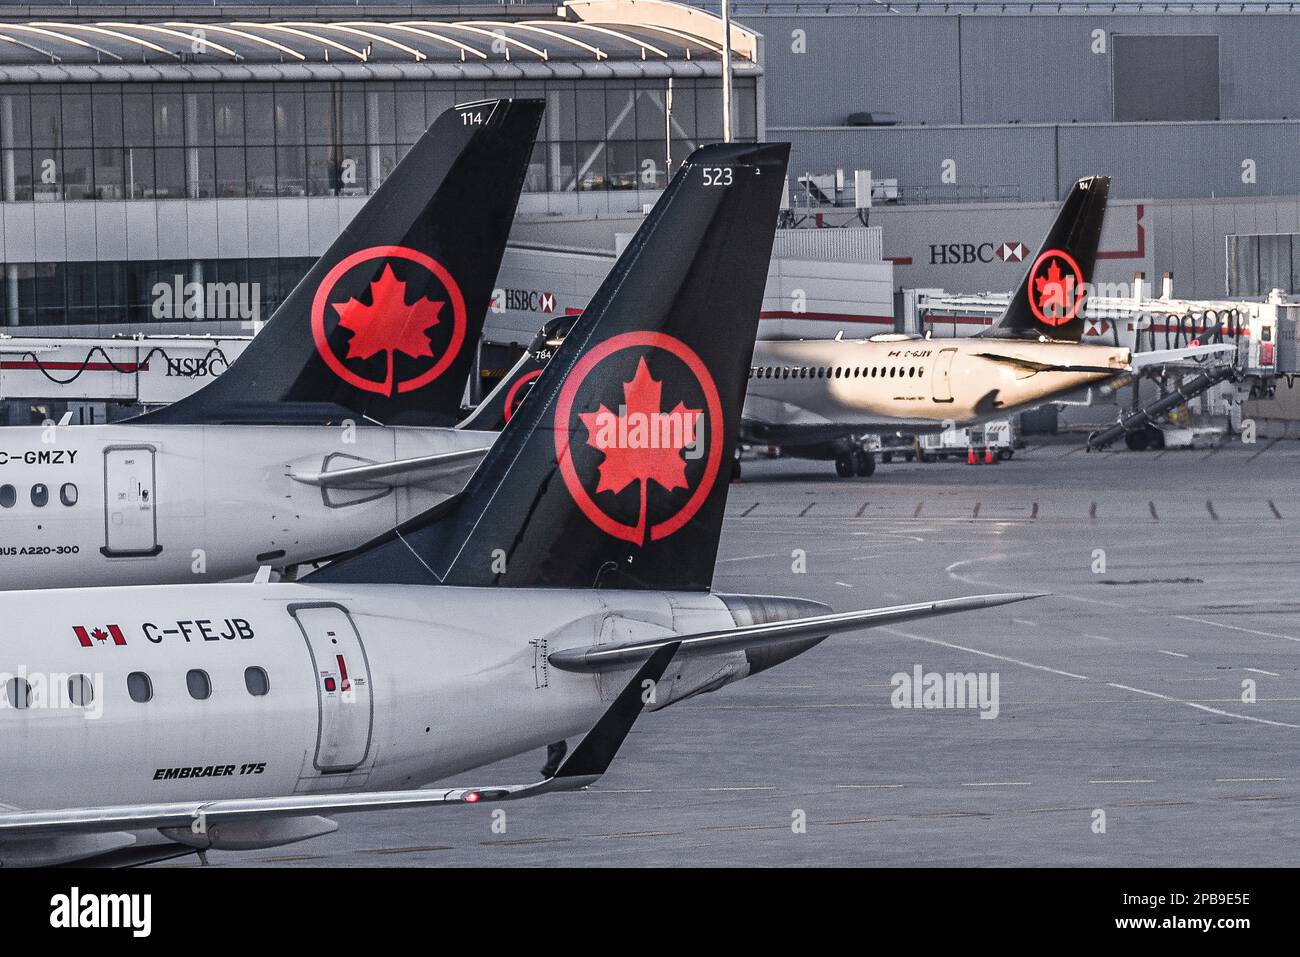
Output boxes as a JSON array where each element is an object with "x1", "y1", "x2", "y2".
[
  {"x1": 1129, "y1": 343, "x2": 1237, "y2": 370},
  {"x1": 972, "y1": 352, "x2": 1120, "y2": 375},
  {"x1": 289, "y1": 446, "x2": 488, "y2": 490},
  {"x1": 550, "y1": 593, "x2": 1042, "y2": 673},
  {"x1": 0, "y1": 643, "x2": 679, "y2": 841}
]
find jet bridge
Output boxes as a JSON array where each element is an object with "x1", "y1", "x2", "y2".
[{"x1": 913, "y1": 280, "x2": 1300, "y2": 446}]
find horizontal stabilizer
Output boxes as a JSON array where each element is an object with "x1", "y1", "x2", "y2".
[
  {"x1": 549, "y1": 592, "x2": 1043, "y2": 674},
  {"x1": 290, "y1": 445, "x2": 490, "y2": 490},
  {"x1": 1130, "y1": 343, "x2": 1236, "y2": 370},
  {"x1": 973, "y1": 352, "x2": 1124, "y2": 376}
]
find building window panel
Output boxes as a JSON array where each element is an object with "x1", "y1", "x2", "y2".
[
  {"x1": 215, "y1": 146, "x2": 246, "y2": 197},
  {"x1": 304, "y1": 88, "x2": 335, "y2": 145},
  {"x1": 153, "y1": 92, "x2": 184, "y2": 146},
  {"x1": 153, "y1": 147, "x2": 186, "y2": 199},
  {"x1": 274, "y1": 87, "x2": 306, "y2": 146},
  {"x1": 245, "y1": 146, "x2": 275, "y2": 196},
  {"x1": 575, "y1": 86, "x2": 606, "y2": 142},
  {"x1": 214, "y1": 89, "x2": 244, "y2": 145},
  {"x1": 124, "y1": 146, "x2": 154, "y2": 199},
  {"x1": 61, "y1": 93, "x2": 93, "y2": 148},
  {"x1": 244, "y1": 92, "x2": 275, "y2": 145},
  {"x1": 339, "y1": 88, "x2": 366, "y2": 142},
  {"x1": 29, "y1": 93, "x2": 61, "y2": 147},
  {"x1": 396, "y1": 91, "x2": 426, "y2": 145},
  {"x1": 276, "y1": 145, "x2": 306, "y2": 196},
  {"x1": 122, "y1": 92, "x2": 154, "y2": 146},
  {"x1": 605, "y1": 85, "x2": 637, "y2": 141},
  {"x1": 1, "y1": 93, "x2": 33, "y2": 148},
  {"x1": 574, "y1": 140, "x2": 607, "y2": 191},
  {"x1": 185, "y1": 91, "x2": 215, "y2": 146}
]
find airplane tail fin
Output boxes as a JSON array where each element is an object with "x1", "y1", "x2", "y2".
[
  {"x1": 457, "y1": 315, "x2": 578, "y2": 432},
  {"x1": 309, "y1": 142, "x2": 791, "y2": 591},
  {"x1": 980, "y1": 175, "x2": 1109, "y2": 343},
  {"x1": 138, "y1": 98, "x2": 543, "y2": 426}
]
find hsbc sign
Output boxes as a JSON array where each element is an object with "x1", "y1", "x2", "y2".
[
  {"x1": 499, "y1": 288, "x2": 557, "y2": 313},
  {"x1": 928, "y1": 241, "x2": 1028, "y2": 265}
]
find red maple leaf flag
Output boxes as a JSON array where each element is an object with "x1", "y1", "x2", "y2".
[
  {"x1": 578, "y1": 358, "x2": 702, "y2": 544},
  {"x1": 332, "y1": 264, "x2": 444, "y2": 395},
  {"x1": 73, "y1": 625, "x2": 127, "y2": 648}
]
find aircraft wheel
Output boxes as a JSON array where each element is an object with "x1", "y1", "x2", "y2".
[
  {"x1": 835, "y1": 453, "x2": 854, "y2": 477},
  {"x1": 854, "y1": 450, "x2": 876, "y2": 477},
  {"x1": 1125, "y1": 429, "x2": 1151, "y2": 452}
]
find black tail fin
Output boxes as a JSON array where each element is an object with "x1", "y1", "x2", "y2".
[
  {"x1": 458, "y1": 314, "x2": 578, "y2": 432},
  {"x1": 310, "y1": 142, "x2": 791, "y2": 591},
  {"x1": 137, "y1": 99, "x2": 543, "y2": 426},
  {"x1": 980, "y1": 175, "x2": 1109, "y2": 343}
]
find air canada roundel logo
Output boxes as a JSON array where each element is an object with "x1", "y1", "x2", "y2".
[
  {"x1": 503, "y1": 368, "x2": 543, "y2": 424},
  {"x1": 311, "y1": 245, "x2": 467, "y2": 396},
  {"x1": 554, "y1": 331, "x2": 724, "y2": 546},
  {"x1": 1029, "y1": 248, "x2": 1085, "y2": 327}
]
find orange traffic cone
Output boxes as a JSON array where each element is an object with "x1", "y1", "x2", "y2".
[
  {"x1": 967, "y1": 448, "x2": 977, "y2": 465},
  {"x1": 985, "y1": 449, "x2": 996, "y2": 465}
]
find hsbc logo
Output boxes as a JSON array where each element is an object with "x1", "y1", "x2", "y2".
[
  {"x1": 497, "y1": 288, "x2": 557, "y2": 314},
  {"x1": 928, "y1": 242, "x2": 1027, "y2": 265}
]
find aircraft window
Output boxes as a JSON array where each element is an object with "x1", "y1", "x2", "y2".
[
  {"x1": 5, "y1": 677, "x2": 31, "y2": 710},
  {"x1": 909, "y1": 367, "x2": 916, "y2": 377},
  {"x1": 890, "y1": 367, "x2": 896, "y2": 378},
  {"x1": 60, "y1": 483, "x2": 78, "y2": 507},
  {"x1": 127, "y1": 672, "x2": 153, "y2": 703},
  {"x1": 186, "y1": 669, "x2": 212, "y2": 701},
  {"x1": 919, "y1": 368, "x2": 925, "y2": 378},
  {"x1": 68, "y1": 674, "x2": 94, "y2": 707},
  {"x1": 871, "y1": 367, "x2": 878, "y2": 378},
  {"x1": 30, "y1": 483, "x2": 48, "y2": 507},
  {"x1": 244, "y1": 666, "x2": 270, "y2": 697},
  {"x1": 0, "y1": 485, "x2": 13, "y2": 508}
]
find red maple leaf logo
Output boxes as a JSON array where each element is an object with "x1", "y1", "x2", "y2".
[
  {"x1": 1033, "y1": 258, "x2": 1078, "y2": 320},
  {"x1": 91, "y1": 628, "x2": 108, "y2": 643},
  {"x1": 332, "y1": 264, "x2": 444, "y2": 395},
  {"x1": 577, "y1": 358, "x2": 702, "y2": 545}
]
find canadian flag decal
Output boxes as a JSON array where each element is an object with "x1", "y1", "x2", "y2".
[{"x1": 74, "y1": 625, "x2": 127, "y2": 648}]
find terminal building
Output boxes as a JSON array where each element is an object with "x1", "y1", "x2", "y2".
[{"x1": 4, "y1": 1, "x2": 1300, "y2": 422}]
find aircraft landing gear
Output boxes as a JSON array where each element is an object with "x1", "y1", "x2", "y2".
[{"x1": 835, "y1": 449, "x2": 875, "y2": 478}]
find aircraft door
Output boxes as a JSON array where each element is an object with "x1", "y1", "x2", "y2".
[
  {"x1": 102, "y1": 446, "x2": 160, "y2": 556},
  {"x1": 932, "y1": 349, "x2": 957, "y2": 403},
  {"x1": 291, "y1": 604, "x2": 374, "y2": 773}
]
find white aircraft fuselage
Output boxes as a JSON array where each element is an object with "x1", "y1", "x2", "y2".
[
  {"x1": 0, "y1": 424, "x2": 492, "y2": 590},
  {"x1": 742, "y1": 336, "x2": 1129, "y2": 449},
  {"x1": 0, "y1": 580, "x2": 747, "y2": 864}
]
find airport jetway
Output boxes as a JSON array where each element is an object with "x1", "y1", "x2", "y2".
[
  {"x1": 0, "y1": 335, "x2": 251, "y2": 413},
  {"x1": 912, "y1": 278, "x2": 1300, "y2": 446}
]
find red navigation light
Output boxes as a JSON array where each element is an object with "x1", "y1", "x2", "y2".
[{"x1": 464, "y1": 792, "x2": 481, "y2": 803}]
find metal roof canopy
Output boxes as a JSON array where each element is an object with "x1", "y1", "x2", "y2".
[{"x1": 0, "y1": 0, "x2": 762, "y2": 74}]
